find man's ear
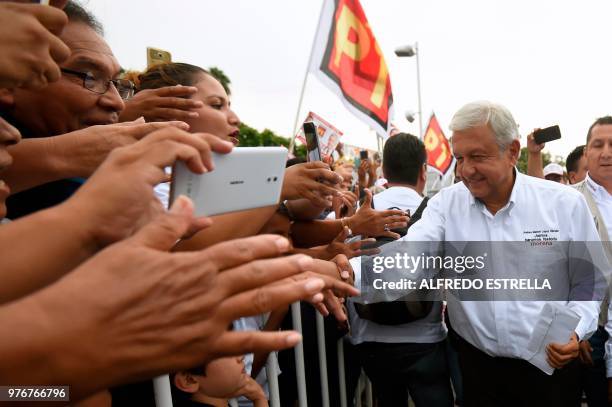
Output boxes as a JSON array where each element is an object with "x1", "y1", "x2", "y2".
[
  {"x1": 508, "y1": 139, "x2": 521, "y2": 165},
  {"x1": 420, "y1": 163, "x2": 427, "y2": 184},
  {"x1": 0, "y1": 89, "x2": 15, "y2": 109},
  {"x1": 173, "y1": 372, "x2": 200, "y2": 394}
]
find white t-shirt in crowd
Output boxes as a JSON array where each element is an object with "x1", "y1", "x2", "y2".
[
  {"x1": 348, "y1": 186, "x2": 447, "y2": 345},
  {"x1": 401, "y1": 171, "x2": 602, "y2": 359}
]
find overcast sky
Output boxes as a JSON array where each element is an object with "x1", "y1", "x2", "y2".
[{"x1": 86, "y1": 0, "x2": 612, "y2": 160}]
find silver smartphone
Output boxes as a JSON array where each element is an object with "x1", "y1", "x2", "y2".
[{"x1": 170, "y1": 147, "x2": 288, "y2": 217}]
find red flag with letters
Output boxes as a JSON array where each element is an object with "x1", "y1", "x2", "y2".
[
  {"x1": 310, "y1": 0, "x2": 393, "y2": 137},
  {"x1": 424, "y1": 114, "x2": 453, "y2": 174}
]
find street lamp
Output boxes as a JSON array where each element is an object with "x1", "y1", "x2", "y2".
[
  {"x1": 404, "y1": 110, "x2": 416, "y2": 123},
  {"x1": 395, "y1": 43, "x2": 423, "y2": 138}
]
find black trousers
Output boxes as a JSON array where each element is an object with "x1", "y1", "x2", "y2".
[
  {"x1": 357, "y1": 340, "x2": 454, "y2": 407},
  {"x1": 456, "y1": 333, "x2": 580, "y2": 407}
]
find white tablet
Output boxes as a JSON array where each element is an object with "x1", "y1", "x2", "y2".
[{"x1": 170, "y1": 147, "x2": 288, "y2": 217}]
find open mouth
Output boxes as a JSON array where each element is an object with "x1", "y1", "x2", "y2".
[{"x1": 229, "y1": 130, "x2": 240, "y2": 145}]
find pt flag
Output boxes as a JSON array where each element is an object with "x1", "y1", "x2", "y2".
[
  {"x1": 310, "y1": 0, "x2": 393, "y2": 137},
  {"x1": 424, "y1": 113, "x2": 453, "y2": 175}
]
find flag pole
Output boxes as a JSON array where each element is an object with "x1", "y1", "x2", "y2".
[{"x1": 289, "y1": 0, "x2": 327, "y2": 154}]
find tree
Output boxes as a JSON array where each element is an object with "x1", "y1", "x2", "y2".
[
  {"x1": 516, "y1": 147, "x2": 566, "y2": 174},
  {"x1": 238, "y1": 123, "x2": 306, "y2": 158}
]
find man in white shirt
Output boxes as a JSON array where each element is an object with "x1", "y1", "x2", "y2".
[
  {"x1": 348, "y1": 133, "x2": 453, "y2": 407},
  {"x1": 573, "y1": 117, "x2": 612, "y2": 406},
  {"x1": 398, "y1": 101, "x2": 604, "y2": 406}
]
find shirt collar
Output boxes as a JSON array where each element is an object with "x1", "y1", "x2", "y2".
[
  {"x1": 585, "y1": 173, "x2": 606, "y2": 197},
  {"x1": 385, "y1": 185, "x2": 422, "y2": 198}
]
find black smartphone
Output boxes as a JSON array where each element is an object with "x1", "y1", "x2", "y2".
[
  {"x1": 303, "y1": 122, "x2": 322, "y2": 162},
  {"x1": 533, "y1": 125, "x2": 561, "y2": 144},
  {"x1": 360, "y1": 150, "x2": 368, "y2": 160}
]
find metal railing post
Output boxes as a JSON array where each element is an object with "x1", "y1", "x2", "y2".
[
  {"x1": 315, "y1": 312, "x2": 330, "y2": 407},
  {"x1": 291, "y1": 302, "x2": 308, "y2": 407}
]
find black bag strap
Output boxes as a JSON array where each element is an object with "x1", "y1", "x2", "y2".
[{"x1": 406, "y1": 196, "x2": 429, "y2": 229}]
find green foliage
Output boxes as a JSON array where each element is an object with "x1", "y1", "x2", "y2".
[
  {"x1": 238, "y1": 123, "x2": 306, "y2": 158},
  {"x1": 517, "y1": 147, "x2": 554, "y2": 174}
]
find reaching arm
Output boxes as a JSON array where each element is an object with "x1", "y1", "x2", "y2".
[
  {"x1": 0, "y1": 127, "x2": 230, "y2": 304},
  {"x1": 173, "y1": 206, "x2": 277, "y2": 251},
  {"x1": 4, "y1": 120, "x2": 189, "y2": 194}
]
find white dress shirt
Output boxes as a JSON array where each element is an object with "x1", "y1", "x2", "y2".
[
  {"x1": 584, "y1": 174, "x2": 612, "y2": 377},
  {"x1": 348, "y1": 186, "x2": 447, "y2": 345},
  {"x1": 586, "y1": 174, "x2": 612, "y2": 239},
  {"x1": 402, "y1": 171, "x2": 601, "y2": 359}
]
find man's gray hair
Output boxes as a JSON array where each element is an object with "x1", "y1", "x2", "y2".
[{"x1": 449, "y1": 101, "x2": 519, "y2": 150}]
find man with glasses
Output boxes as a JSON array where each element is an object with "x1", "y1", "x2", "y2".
[
  {"x1": 60, "y1": 67, "x2": 135, "y2": 101},
  {"x1": 0, "y1": 1, "x2": 134, "y2": 218}
]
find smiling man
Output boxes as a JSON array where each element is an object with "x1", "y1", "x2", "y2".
[
  {"x1": 0, "y1": 1, "x2": 131, "y2": 218},
  {"x1": 569, "y1": 117, "x2": 612, "y2": 405},
  {"x1": 394, "y1": 101, "x2": 605, "y2": 406}
]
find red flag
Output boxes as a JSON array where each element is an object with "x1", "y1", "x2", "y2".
[
  {"x1": 424, "y1": 114, "x2": 453, "y2": 174},
  {"x1": 310, "y1": 0, "x2": 393, "y2": 136}
]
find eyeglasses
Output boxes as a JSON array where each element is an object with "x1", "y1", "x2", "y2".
[{"x1": 60, "y1": 68, "x2": 135, "y2": 100}]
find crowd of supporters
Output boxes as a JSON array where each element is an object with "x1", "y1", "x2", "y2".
[{"x1": 0, "y1": 2, "x2": 611, "y2": 407}]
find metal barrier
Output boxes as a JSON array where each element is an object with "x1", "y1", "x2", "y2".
[
  {"x1": 153, "y1": 375, "x2": 172, "y2": 407},
  {"x1": 266, "y1": 352, "x2": 280, "y2": 407},
  {"x1": 154, "y1": 302, "x2": 373, "y2": 407}
]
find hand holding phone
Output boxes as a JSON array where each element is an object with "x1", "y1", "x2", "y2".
[
  {"x1": 304, "y1": 121, "x2": 322, "y2": 162},
  {"x1": 533, "y1": 125, "x2": 561, "y2": 145}
]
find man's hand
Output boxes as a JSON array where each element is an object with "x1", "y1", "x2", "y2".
[
  {"x1": 4, "y1": 118, "x2": 192, "y2": 195},
  {"x1": 367, "y1": 160, "x2": 378, "y2": 187},
  {"x1": 527, "y1": 129, "x2": 545, "y2": 154},
  {"x1": 0, "y1": 2, "x2": 70, "y2": 89},
  {"x1": 321, "y1": 226, "x2": 379, "y2": 260},
  {"x1": 347, "y1": 189, "x2": 409, "y2": 238},
  {"x1": 282, "y1": 161, "x2": 342, "y2": 207},
  {"x1": 578, "y1": 340, "x2": 594, "y2": 366},
  {"x1": 330, "y1": 254, "x2": 355, "y2": 286},
  {"x1": 332, "y1": 190, "x2": 357, "y2": 219},
  {"x1": 54, "y1": 118, "x2": 190, "y2": 173},
  {"x1": 546, "y1": 332, "x2": 579, "y2": 369},
  {"x1": 119, "y1": 86, "x2": 204, "y2": 123},
  {"x1": 358, "y1": 159, "x2": 369, "y2": 187},
  {"x1": 10, "y1": 200, "x2": 341, "y2": 399},
  {"x1": 62, "y1": 126, "x2": 233, "y2": 247}
]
